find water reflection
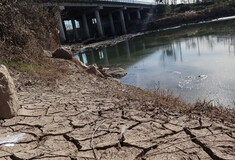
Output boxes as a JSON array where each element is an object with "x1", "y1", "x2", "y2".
[
  {"x1": 125, "y1": 40, "x2": 131, "y2": 60},
  {"x1": 82, "y1": 53, "x2": 88, "y2": 65},
  {"x1": 74, "y1": 18, "x2": 235, "y2": 107},
  {"x1": 103, "y1": 48, "x2": 109, "y2": 65}
]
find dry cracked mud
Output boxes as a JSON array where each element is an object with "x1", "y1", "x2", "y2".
[{"x1": 0, "y1": 58, "x2": 234, "y2": 160}]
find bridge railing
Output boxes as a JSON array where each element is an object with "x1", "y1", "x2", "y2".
[
  {"x1": 96, "y1": 0, "x2": 154, "y2": 4},
  {"x1": 61, "y1": 0, "x2": 154, "y2": 4},
  {"x1": 36, "y1": 0, "x2": 154, "y2": 5},
  {"x1": 96, "y1": 0, "x2": 134, "y2": 2}
]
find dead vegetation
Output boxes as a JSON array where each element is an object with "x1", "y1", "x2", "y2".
[
  {"x1": 148, "y1": 2, "x2": 235, "y2": 30},
  {"x1": 0, "y1": 1, "x2": 62, "y2": 82},
  {"x1": 113, "y1": 82, "x2": 235, "y2": 124}
]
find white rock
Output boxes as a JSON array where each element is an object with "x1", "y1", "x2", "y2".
[{"x1": 0, "y1": 65, "x2": 20, "y2": 119}]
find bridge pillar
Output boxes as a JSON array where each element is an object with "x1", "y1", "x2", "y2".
[
  {"x1": 108, "y1": 13, "x2": 115, "y2": 35},
  {"x1": 56, "y1": 11, "x2": 66, "y2": 43},
  {"x1": 126, "y1": 12, "x2": 131, "y2": 21},
  {"x1": 95, "y1": 10, "x2": 104, "y2": 37},
  {"x1": 71, "y1": 18, "x2": 79, "y2": 41},
  {"x1": 119, "y1": 10, "x2": 127, "y2": 34},
  {"x1": 82, "y1": 14, "x2": 90, "y2": 39},
  {"x1": 137, "y1": 9, "x2": 141, "y2": 20},
  {"x1": 62, "y1": 21, "x2": 68, "y2": 41}
]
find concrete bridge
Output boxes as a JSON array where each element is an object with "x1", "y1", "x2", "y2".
[{"x1": 42, "y1": 0, "x2": 155, "y2": 43}]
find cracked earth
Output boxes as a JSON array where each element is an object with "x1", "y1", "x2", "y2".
[{"x1": 0, "y1": 58, "x2": 234, "y2": 160}]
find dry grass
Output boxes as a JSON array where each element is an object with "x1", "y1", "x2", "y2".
[
  {"x1": 148, "y1": 2, "x2": 235, "y2": 30},
  {"x1": 116, "y1": 83, "x2": 235, "y2": 124},
  {"x1": 0, "y1": 1, "x2": 62, "y2": 81},
  {"x1": 0, "y1": 1, "x2": 59, "y2": 62}
]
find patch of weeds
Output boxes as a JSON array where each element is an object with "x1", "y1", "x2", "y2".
[
  {"x1": 4, "y1": 61, "x2": 38, "y2": 73},
  {"x1": 144, "y1": 93, "x2": 150, "y2": 97},
  {"x1": 3, "y1": 59, "x2": 68, "y2": 84}
]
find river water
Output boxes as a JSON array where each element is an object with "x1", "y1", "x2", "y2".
[{"x1": 74, "y1": 18, "x2": 235, "y2": 107}]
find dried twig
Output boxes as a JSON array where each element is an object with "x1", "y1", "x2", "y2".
[{"x1": 90, "y1": 120, "x2": 105, "y2": 160}]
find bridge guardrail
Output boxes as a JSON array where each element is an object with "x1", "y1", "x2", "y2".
[
  {"x1": 96, "y1": 0, "x2": 153, "y2": 4},
  {"x1": 60, "y1": 0, "x2": 154, "y2": 4}
]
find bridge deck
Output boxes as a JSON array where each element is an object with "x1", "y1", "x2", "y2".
[{"x1": 41, "y1": 0, "x2": 154, "y2": 8}]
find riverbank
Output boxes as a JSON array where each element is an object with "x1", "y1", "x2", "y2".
[
  {"x1": 68, "y1": 32, "x2": 145, "y2": 54},
  {"x1": 0, "y1": 2, "x2": 235, "y2": 159},
  {"x1": 149, "y1": 0, "x2": 235, "y2": 30},
  {"x1": 1, "y1": 51, "x2": 235, "y2": 159}
]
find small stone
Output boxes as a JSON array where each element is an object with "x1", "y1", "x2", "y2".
[
  {"x1": 105, "y1": 67, "x2": 127, "y2": 79},
  {"x1": 43, "y1": 50, "x2": 52, "y2": 58},
  {"x1": 72, "y1": 57, "x2": 88, "y2": 69},
  {"x1": 86, "y1": 65, "x2": 104, "y2": 77}
]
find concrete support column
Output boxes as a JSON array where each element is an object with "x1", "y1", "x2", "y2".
[
  {"x1": 126, "y1": 12, "x2": 131, "y2": 21},
  {"x1": 119, "y1": 10, "x2": 127, "y2": 34},
  {"x1": 108, "y1": 13, "x2": 115, "y2": 35},
  {"x1": 56, "y1": 11, "x2": 66, "y2": 42},
  {"x1": 95, "y1": 10, "x2": 104, "y2": 37},
  {"x1": 82, "y1": 14, "x2": 90, "y2": 38},
  {"x1": 62, "y1": 21, "x2": 68, "y2": 41},
  {"x1": 137, "y1": 10, "x2": 141, "y2": 20},
  {"x1": 71, "y1": 18, "x2": 79, "y2": 41}
]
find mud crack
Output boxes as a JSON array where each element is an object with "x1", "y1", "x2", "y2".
[
  {"x1": 183, "y1": 127, "x2": 225, "y2": 160},
  {"x1": 63, "y1": 134, "x2": 82, "y2": 151},
  {"x1": 135, "y1": 144, "x2": 158, "y2": 159}
]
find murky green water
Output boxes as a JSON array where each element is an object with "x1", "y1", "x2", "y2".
[{"x1": 74, "y1": 18, "x2": 235, "y2": 107}]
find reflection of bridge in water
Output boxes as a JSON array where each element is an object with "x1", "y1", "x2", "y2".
[
  {"x1": 41, "y1": 0, "x2": 155, "y2": 43},
  {"x1": 74, "y1": 28, "x2": 235, "y2": 68},
  {"x1": 73, "y1": 38, "x2": 150, "y2": 67}
]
